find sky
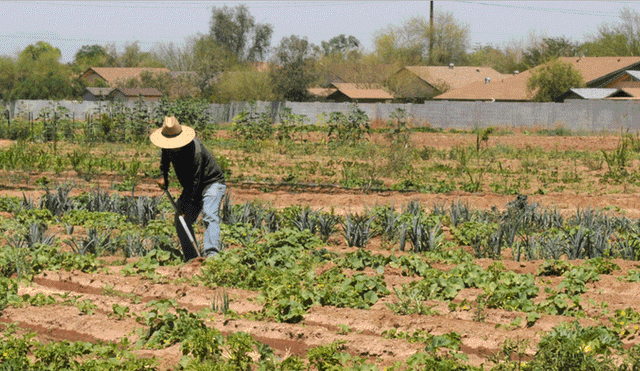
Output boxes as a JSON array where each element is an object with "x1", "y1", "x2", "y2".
[{"x1": 1, "y1": 1, "x2": 640, "y2": 63}]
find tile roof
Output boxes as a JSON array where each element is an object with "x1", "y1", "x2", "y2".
[
  {"x1": 307, "y1": 87, "x2": 337, "y2": 97},
  {"x1": 329, "y1": 83, "x2": 394, "y2": 100},
  {"x1": 434, "y1": 56, "x2": 640, "y2": 101},
  {"x1": 403, "y1": 65, "x2": 507, "y2": 90},
  {"x1": 83, "y1": 67, "x2": 171, "y2": 85}
]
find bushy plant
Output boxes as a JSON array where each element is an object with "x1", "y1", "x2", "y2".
[
  {"x1": 231, "y1": 102, "x2": 274, "y2": 142},
  {"x1": 325, "y1": 103, "x2": 370, "y2": 145},
  {"x1": 525, "y1": 321, "x2": 622, "y2": 371}
]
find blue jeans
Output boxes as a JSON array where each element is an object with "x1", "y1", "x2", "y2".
[{"x1": 176, "y1": 183, "x2": 227, "y2": 261}]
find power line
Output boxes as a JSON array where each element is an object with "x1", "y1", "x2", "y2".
[
  {"x1": 14, "y1": 1, "x2": 375, "y2": 10},
  {"x1": 0, "y1": 34, "x2": 164, "y2": 47},
  {"x1": 457, "y1": 1, "x2": 622, "y2": 17}
]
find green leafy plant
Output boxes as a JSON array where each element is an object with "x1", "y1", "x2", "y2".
[
  {"x1": 231, "y1": 102, "x2": 274, "y2": 143},
  {"x1": 325, "y1": 103, "x2": 370, "y2": 145}
]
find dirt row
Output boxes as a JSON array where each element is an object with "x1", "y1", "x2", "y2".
[{"x1": 4, "y1": 250, "x2": 640, "y2": 369}]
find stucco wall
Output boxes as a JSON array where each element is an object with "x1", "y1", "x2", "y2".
[{"x1": 4, "y1": 99, "x2": 640, "y2": 132}]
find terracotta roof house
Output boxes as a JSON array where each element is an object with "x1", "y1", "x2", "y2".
[
  {"x1": 81, "y1": 67, "x2": 171, "y2": 86},
  {"x1": 106, "y1": 88, "x2": 163, "y2": 102},
  {"x1": 386, "y1": 64, "x2": 507, "y2": 101},
  {"x1": 316, "y1": 64, "x2": 397, "y2": 87},
  {"x1": 324, "y1": 83, "x2": 394, "y2": 103},
  {"x1": 434, "y1": 57, "x2": 640, "y2": 102},
  {"x1": 307, "y1": 87, "x2": 337, "y2": 100},
  {"x1": 82, "y1": 87, "x2": 114, "y2": 101}
]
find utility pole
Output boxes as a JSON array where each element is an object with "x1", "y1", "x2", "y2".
[{"x1": 429, "y1": 1, "x2": 434, "y2": 64}]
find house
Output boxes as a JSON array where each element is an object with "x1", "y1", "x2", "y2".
[
  {"x1": 557, "y1": 87, "x2": 640, "y2": 101},
  {"x1": 316, "y1": 64, "x2": 397, "y2": 87},
  {"x1": 386, "y1": 65, "x2": 507, "y2": 101},
  {"x1": 433, "y1": 57, "x2": 640, "y2": 102},
  {"x1": 82, "y1": 87, "x2": 114, "y2": 101},
  {"x1": 323, "y1": 83, "x2": 394, "y2": 103},
  {"x1": 81, "y1": 67, "x2": 171, "y2": 87},
  {"x1": 106, "y1": 88, "x2": 163, "y2": 102},
  {"x1": 556, "y1": 70, "x2": 640, "y2": 102},
  {"x1": 307, "y1": 87, "x2": 337, "y2": 100}
]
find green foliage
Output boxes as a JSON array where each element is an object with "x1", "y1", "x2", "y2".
[
  {"x1": 231, "y1": 102, "x2": 274, "y2": 142},
  {"x1": 270, "y1": 35, "x2": 316, "y2": 101},
  {"x1": 537, "y1": 260, "x2": 572, "y2": 276},
  {"x1": 526, "y1": 58, "x2": 585, "y2": 102},
  {"x1": 451, "y1": 220, "x2": 498, "y2": 247},
  {"x1": 526, "y1": 321, "x2": 622, "y2": 371},
  {"x1": 208, "y1": 4, "x2": 273, "y2": 62},
  {"x1": 325, "y1": 104, "x2": 371, "y2": 145},
  {"x1": 109, "y1": 303, "x2": 131, "y2": 320},
  {"x1": 212, "y1": 67, "x2": 277, "y2": 103},
  {"x1": 600, "y1": 131, "x2": 640, "y2": 183},
  {"x1": 316, "y1": 267, "x2": 390, "y2": 309},
  {"x1": 276, "y1": 107, "x2": 307, "y2": 143},
  {"x1": 306, "y1": 340, "x2": 349, "y2": 371},
  {"x1": 386, "y1": 108, "x2": 412, "y2": 146},
  {"x1": 12, "y1": 42, "x2": 78, "y2": 100},
  {"x1": 478, "y1": 270, "x2": 539, "y2": 312},
  {"x1": 0, "y1": 276, "x2": 18, "y2": 311},
  {"x1": 139, "y1": 300, "x2": 207, "y2": 349},
  {"x1": 77, "y1": 298, "x2": 98, "y2": 315},
  {"x1": 0, "y1": 326, "x2": 157, "y2": 370},
  {"x1": 151, "y1": 97, "x2": 213, "y2": 132}
]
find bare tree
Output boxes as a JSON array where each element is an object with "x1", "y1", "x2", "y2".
[{"x1": 152, "y1": 40, "x2": 197, "y2": 71}]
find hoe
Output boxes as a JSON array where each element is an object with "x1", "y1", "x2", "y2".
[{"x1": 162, "y1": 188, "x2": 201, "y2": 258}]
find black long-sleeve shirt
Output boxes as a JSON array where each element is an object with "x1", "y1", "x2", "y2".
[{"x1": 160, "y1": 138, "x2": 225, "y2": 202}]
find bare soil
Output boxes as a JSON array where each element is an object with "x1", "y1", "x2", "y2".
[{"x1": 3, "y1": 133, "x2": 640, "y2": 369}]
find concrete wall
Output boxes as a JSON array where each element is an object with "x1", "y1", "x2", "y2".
[{"x1": 4, "y1": 99, "x2": 640, "y2": 132}]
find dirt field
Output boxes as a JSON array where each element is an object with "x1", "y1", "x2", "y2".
[{"x1": 3, "y1": 132, "x2": 640, "y2": 369}]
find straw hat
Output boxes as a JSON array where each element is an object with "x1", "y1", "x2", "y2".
[{"x1": 149, "y1": 116, "x2": 195, "y2": 149}]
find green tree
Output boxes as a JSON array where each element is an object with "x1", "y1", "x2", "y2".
[
  {"x1": 467, "y1": 43, "x2": 527, "y2": 74},
  {"x1": 526, "y1": 59, "x2": 584, "y2": 102},
  {"x1": 13, "y1": 42, "x2": 77, "y2": 100},
  {"x1": 373, "y1": 27, "x2": 424, "y2": 66},
  {"x1": 426, "y1": 10, "x2": 471, "y2": 65},
  {"x1": 73, "y1": 44, "x2": 115, "y2": 72},
  {"x1": 0, "y1": 57, "x2": 17, "y2": 101},
  {"x1": 270, "y1": 35, "x2": 317, "y2": 101},
  {"x1": 581, "y1": 7, "x2": 640, "y2": 56},
  {"x1": 321, "y1": 34, "x2": 361, "y2": 58},
  {"x1": 209, "y1": 4, "x2": 273, "y2": 62},
  {"x1": 116, "y1": 41, "x2": 164, "y2": 67},
  {"x1": 211, "y1": 66, "x2": 276, "y2": 103},
  {"x1": 191, "y1": 34, "x2": 236, "y2": 99},
  {"x1": 373, "y1": 9, "x2": 470, "y2": 65}
]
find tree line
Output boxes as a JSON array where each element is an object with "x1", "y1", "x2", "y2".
[{"x1": 1, "y1": 4, "x2": 640, "y2": 103}]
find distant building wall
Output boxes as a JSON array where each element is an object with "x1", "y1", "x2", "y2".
[{"x1": 4, "y1": 99, "x2": 640, "y2": 132}]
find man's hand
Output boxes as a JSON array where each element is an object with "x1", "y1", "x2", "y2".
[{"x1": 157, "y1": 178, "x2": 168, "y2": 190}]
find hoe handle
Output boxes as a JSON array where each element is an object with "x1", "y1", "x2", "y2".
[{"x1": 163, "y1": 188, "x2": 201, "y2": 258}]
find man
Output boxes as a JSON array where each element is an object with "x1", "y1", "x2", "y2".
[{"x1": 149, "y1": 116, "x2": 226, "y2": 261}]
